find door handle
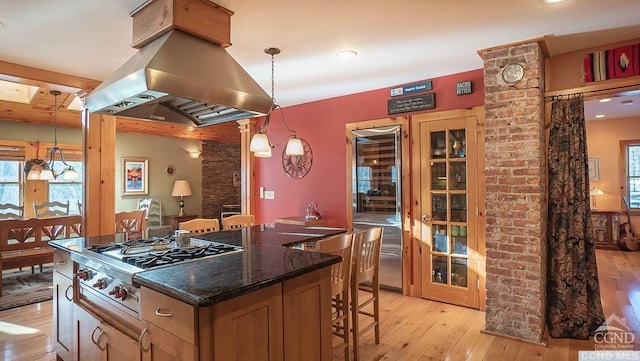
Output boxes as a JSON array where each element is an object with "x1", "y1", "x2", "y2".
[{"x1": 422, "y1": 215, "x2": 430, "y2": 221}]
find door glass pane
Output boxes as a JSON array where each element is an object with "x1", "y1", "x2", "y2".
[
  {"x1": 451, "y1": 258, "x2": 468, "y2": 288},
  {"x1": 431, "y1": 162, "x2": 446, "y2": 190},
  {"x1": 451, "y1": 194, "x2": 467, "y2": 223},
  {"x1": 432, "y1": 194, "x2": 447, "y2": 221},
  {"x1": 449, "y1": 129, "x2": 466, "y2": 158},
  {"x1": 431, "y1": 131, "x2": 446, "y2": 159},
  {"x1": 432, "y1": 255, "x2": 448, "y2": 284},
  {"x1": 451, "y1": 227, "x2": 467, "y2": 255},
  {"x1": 449, "y1": 161, "x2": 466, "y2": 190},
  {"x1": 433, "y1": 225, "x2": 447, "y2": 253}
]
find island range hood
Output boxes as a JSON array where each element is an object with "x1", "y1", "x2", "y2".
[{"x1": 85, "y1": 29, "x2": 273, "y2": 126}]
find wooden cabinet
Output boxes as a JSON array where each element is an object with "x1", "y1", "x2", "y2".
[
  {"x1": 140, "y1": 322, "x2": 197, "y2": 361},
  {"x1": 592, "y1": 211, "x2": 620, "y2": 250},
  {"x1": 53, "y1": 250, "x2": 74, "y2": 361},
  {"x1": 73, "y1": 304, "x2": 106, "y2": 361},
  {"x1": 73, "y1": 303, "x2": 142, "y2": 361},
  {"x1": 199, "y1": 267, "x2": 331, "y2": 361},
  {"x1": 164, "y1": 214, "x2": 198, "y2": 230}
]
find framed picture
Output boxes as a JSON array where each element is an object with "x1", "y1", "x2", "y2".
[
  {"x1": 122, "y1": 158, "x2": 148, "y2": 196},
  {"x1": 588, "y1": 157, "x2": 600, "y2": 181}
]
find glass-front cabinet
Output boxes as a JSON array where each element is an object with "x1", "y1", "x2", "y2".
[{"x1": 419, "y1": 116, "x2": 479, "y2": 308}]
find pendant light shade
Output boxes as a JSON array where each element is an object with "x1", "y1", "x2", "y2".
[
  {"x1": 40, "y1": 168, "x2": 54, "y2": 180},
  {"x1": 250, "y1": 133, "x2": 271, "y2": 153},
  {"x1": 23, "y1": 91, "x2": 80, "y2": 181},
  {"x1": 250, "y1": 48, "x2": 306, "y2": 158},
  {"x1": 27, "y1": 167, "x2": 41, "y2": 180},
  {"x1": 285, "y1": 137, "x2": 304, "y2": 156},
  {"x1": 254, "y1": 147, "x2": 272, "y2": 158}
]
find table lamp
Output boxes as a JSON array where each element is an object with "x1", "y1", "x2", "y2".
[
  {"x1": 590, "y1": 187, "x2": 604, "y2": 209},
  {"x1": 171, "y1": 180, "x2": 192, "y2": 216}
]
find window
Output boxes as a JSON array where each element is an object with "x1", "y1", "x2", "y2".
[
  {"x1": 48, "y1": 160, "x2": 83, "y2": 214},
  {"x1": 0, "y1": 160, "x2": 22, "y2": 205},
  {"x1": 626, "y1": 141, "x2": 640, "y2": 209}
]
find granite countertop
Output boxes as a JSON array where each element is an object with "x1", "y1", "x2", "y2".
[{"x1": 49, "y1": 223, "x2": 344, "y2": 306}]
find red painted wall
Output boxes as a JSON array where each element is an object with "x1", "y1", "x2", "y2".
[{"x1": 254, "y1": 69, "x2": 485, "y2": 227}]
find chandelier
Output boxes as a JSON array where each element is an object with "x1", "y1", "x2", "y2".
[
  {"x1": 25, "y1": 90, "x2": 79, "y2": 181},
  {"x1": 249, "y1": 48, "x2": 304, "y2": 158}
]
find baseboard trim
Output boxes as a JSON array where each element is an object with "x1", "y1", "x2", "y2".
[{"x1": 481, "y1": 328, "x2": 548, "y2": 347}]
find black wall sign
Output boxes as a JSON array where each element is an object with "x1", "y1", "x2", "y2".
[
  {"x1": 456, "y1": 81, "x2": 472, "y2": 95},
  {"x1": 388, "y1": 93, "x2": 435, "y2": 115}
]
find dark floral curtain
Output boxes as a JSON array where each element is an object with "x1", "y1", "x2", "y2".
[{"x1": 547, "y1": 96, "x2": 605, "y2": 339}]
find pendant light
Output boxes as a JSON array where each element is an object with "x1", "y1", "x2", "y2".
[
  {"x1": 40, "y1": 90, "x2": 79, "y2": 181},
  {"x1": 249, "y1": 48, "x2": 304, "y2": 157}
]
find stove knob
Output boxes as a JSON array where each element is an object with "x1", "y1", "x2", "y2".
[
  {"x1": 92, "y1": 278, "x2": 108, "y2": 289},
  {"x1": 75, "y1": 269, "x2": 91, "y2": 281},
  {"x1": 109, "y1": 285, "x2": 120, "y2": 297},
  {"x1": 118, "y1": 286, "x2": 129, "y2": 301}
]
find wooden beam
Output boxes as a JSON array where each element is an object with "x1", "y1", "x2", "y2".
[
  {"x1": 116, "y1": 115, "x2": 241, "y2": 143},
  {"x1": 0, "y1": 60, "x2": 101, "y2": 94}
]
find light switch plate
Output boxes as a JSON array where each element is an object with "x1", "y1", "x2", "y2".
[
  {"x1": 259, "y1": 187, "x2": 265, "y2": 199},
  {"x1": 264, "y1": 190, "x2": 275, "y2": 200}
]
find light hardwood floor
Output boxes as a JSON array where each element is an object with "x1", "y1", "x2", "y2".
[{"x1": 0, "y1": 249, "x2": 638, "y2": 360}]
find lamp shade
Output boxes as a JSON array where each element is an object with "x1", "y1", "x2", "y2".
[
  {"x1": 27, "y1": 168, "x2": 41, "y2": 180},
  {"x1": 40, "y1": 169, "x2": 54, "y2": 180},
  {"x1": 590, "y1": 187, "x2": 604, "y2": 196},
  {"x1": 285, "y1": 137, "x2": 304, "y2": 156},
  {"x1": 255, "y1": 147, "x2": 272, "y2": 158},
  {"x1": 63, "y1": 168, "x2": 79, "y2": 180},
  {"x1": 172, "y1": 180, "x2": 192, "y2": 197},
  {"x1": 250, "y1": 133, "x2": 271, "y2": 153}
]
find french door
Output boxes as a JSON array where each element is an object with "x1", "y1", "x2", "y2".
[{"x1": 418, "y1": 115, "x2": 480, "y2": 308}]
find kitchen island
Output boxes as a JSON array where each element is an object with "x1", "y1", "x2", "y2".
[{"x1": 49, "y1": 223, "x2": 344, "y2": 361}]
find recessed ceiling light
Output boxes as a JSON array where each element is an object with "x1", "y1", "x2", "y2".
[
  {"x1": 621, "y1": 99, "x2": 634, "y2": 105},
  {"x1": 337, "y1": 50, "x2": 357, "y2": 59},
  {"x1": 595, "y1": 114, "x2": 606, "y2": 118},
  {"x1": 599, "y1": 98, "x2": 612, "y2": 102},
  {"x1": 544, "y1": 0, "x2": 564, "y2": 3}
]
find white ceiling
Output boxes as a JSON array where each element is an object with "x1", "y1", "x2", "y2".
[{"x1": 1, "y1": 0, "x2": 640, "y2": 120}]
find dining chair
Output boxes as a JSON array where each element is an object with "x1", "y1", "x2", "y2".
[
  {"x1": 222, "y1": 214, "x2": 255, "y2": 230},
  {"x1": 115, "y1": 210, "x2": 146, "y2": 241},
  {"x1": 350, "y1": 226, "x2": 383, "y2": 361},
  {"x1": 315, "y1": 232, "x2": 353, "y2": 361},
  {"x1": 179, "y1": 218, "x2": 220, "y2": 234},
  {"x1": 137, "y1": 198, "x2": 172, "y2": 238},
  {"x1": 0, "y1": 203, "x2": 24, "y2": 219},
  {"x1": 33, "y1": 200, "x2": 70, "y2": 218}
]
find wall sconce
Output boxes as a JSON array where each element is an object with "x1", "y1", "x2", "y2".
[{"x1": 188, "y1": 151, "x2": 201, "y2": 159}]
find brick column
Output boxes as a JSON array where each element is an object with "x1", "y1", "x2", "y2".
[
  {"x1": 482, "y1": 43, "x2": 548, "y2": 342},
  {"x1": 201, "y1": 141, "x2": 241, "y2": 218}
]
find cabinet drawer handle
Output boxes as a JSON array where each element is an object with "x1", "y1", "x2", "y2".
[
  {"x1": 155, "y1": 309, "x2": 173, "y2": 317},
  {"x1": 64, "y1": 285, "x2": 73, "y2": 302},
  {"x1": 91, "y1": 325, "x2": 106, "y2": 351},
  {"x1": 138, "y1": 328, "x2": 150, "y2": 352},
  {"x1": 56, "y1": 261, "x2": 68, "y2": 265}
]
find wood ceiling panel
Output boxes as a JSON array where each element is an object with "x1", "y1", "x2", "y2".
[{"x1": 0, "y1": 61, "x2": 241, "y2": 143}]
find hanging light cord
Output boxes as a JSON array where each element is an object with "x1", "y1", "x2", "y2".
[
  {"x1": 48, "y1": 90, "x2": 72, "y2": 169},
  {"x1": 261, "y1": 49, "x2": 296, "y2": 136}
]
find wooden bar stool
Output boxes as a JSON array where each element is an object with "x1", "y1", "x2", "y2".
[
  {"x1": 350, "y1": 227, "x2": 383, "y2": 360},
  {"x1": 315, "y1": 232, "x2": 353, "y2": 361}
]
